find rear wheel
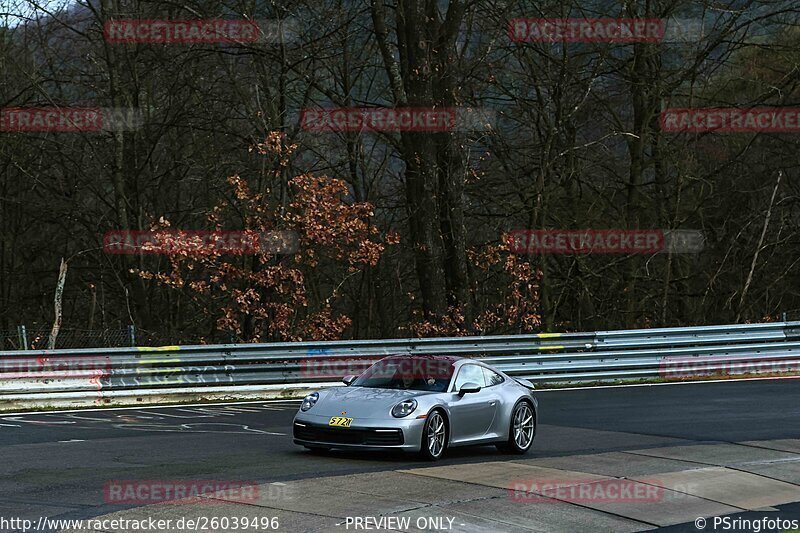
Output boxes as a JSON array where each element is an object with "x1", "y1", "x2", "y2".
[
  {"x1": 497, "y1": 401, "x2": 535, "y2": 454},
  {"x1": 419, "y1": 410, "x2": 447, "y2": 461}
]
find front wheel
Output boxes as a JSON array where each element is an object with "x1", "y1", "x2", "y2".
[
  {"x1": 419, "y1": 410, "x2": 447, "y2": 461},
  {"x1": 497, "y1": 401, "x2": 535, "y2": 454}
]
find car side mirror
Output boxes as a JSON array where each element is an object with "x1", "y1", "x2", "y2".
[
  {"x1": 458, "y1": 382, "x2": 482, "y2": 395},
  {"x1": 342, "y1": 375, "x2": 357, "y2": 386}
]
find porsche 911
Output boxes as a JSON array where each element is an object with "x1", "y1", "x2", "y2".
[{"x1": 293, "y1": 355, "x2": 538, "y2": 460}]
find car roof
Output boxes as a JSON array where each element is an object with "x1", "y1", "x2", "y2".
[
  {"x1": 375, "y1": 354, "x2": 500, "y2": 375},
  {"x1": 379, "y1": 354, "x2": 464, "y2": 362}
]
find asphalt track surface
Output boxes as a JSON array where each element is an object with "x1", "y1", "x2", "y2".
[{"x1": 2, "y1": 379, "x2": 799, "y2": 530}]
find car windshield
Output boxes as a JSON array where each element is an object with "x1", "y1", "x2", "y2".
[{"x1": 351, "y1": 358, "x2": 454, "y2": 392}]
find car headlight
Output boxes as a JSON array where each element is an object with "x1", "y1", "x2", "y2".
[
  {"x1": 391, "y1": 399, "x2": 417, "y2": 418},
  {"x1": 300, "y1": 392, "x2": 319, "y2": 411}
]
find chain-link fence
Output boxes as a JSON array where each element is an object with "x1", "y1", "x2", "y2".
[
  {"x1": 131, "y1": 328, "x2": 241, "y2": 347},
  {"x1": 0, "y1": 325, "x2": 135, "y2": 351},
  {"x1": 1, "y1": 326, "x2": 264, "y2": 350}
]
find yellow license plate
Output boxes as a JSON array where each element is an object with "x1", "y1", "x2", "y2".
[{"x1": 328, "y1": 416, "x2": 353, "y2": 428}]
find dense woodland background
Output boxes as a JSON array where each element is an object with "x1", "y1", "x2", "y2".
[{"x1": 1, "y1": 0, "x2": 800, "y2": 346}]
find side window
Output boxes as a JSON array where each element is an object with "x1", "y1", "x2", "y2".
[
  {"x1": 453, "y1": 364, "x2": 485, "y2": 390},
  {"x1": 482, "y1": 367, "x2": 505, "y2": 387}
]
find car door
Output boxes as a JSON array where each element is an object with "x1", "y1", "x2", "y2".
[
  {"x1": 481, "y1": 366, "x2": 507, "y2": 438},
  {"x1": 447, "y1": 364, "x2": 497, "y2": 444}
]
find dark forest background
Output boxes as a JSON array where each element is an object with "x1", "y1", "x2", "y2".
[{"x1": 2, "y1": 0, "x2": 800, "y2": 345}]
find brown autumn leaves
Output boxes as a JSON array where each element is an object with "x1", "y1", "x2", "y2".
[{"x1": 137, "y1": 132, "x2": 540, "y2": 341}]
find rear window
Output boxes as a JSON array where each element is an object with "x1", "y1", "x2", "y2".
[{"x1": 483, "y1": 367, "x2": 505, "y2": 387}]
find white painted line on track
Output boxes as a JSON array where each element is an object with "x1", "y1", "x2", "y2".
[
  {"x1": 57, "y1": 439, "x2": 85, "y2": 443},
  {"x1": 176, "y1": 408, "x2": 235, "y2": 416},
  {"x1": 0, "y1": 399, "x2": 301, "y2": 417},
  {"x1": 132, "y1": 410, "x2": 215, "y2": 419},
  {"x1": 2, "y1": 417, "x2": 74, "y2": 424}
]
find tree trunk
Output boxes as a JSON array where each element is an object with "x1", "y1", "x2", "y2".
[{"x1": 48, "y1": 258, "x2": 68, "y2": 350}]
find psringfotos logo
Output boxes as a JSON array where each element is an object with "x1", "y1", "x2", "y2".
[
  {"x1": 0, "y1": 107, "x2": 142, "y2": 132},
  {"x1": 103, "y1": 480, "x2": 260, "y2": 504},
  {"x1": 508, "y1": 479, "x2": 664, "y2": 503},
  {"x1": 103, "y1": 19, "x2": 297, "y2": 45},
  {"x1": 507, "y1": 229, "x2": 705, "y2": 255},
  {"x1": 103, "y1": 230, "x2": 299, "y2": 255},
  {"x1": 299, "y1": 107, "x2": 495, "y2": 133},
  {"x1": 660, "y1": 356, "x2": 800, "y2": 380}
]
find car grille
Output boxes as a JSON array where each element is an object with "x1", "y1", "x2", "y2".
[{"x1": 294, "y1": 423, "x2": 404, "y2": 446}]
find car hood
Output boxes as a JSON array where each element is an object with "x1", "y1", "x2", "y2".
[{"x1": 309, "y1": 386, "x2": 429, "y2": 419}]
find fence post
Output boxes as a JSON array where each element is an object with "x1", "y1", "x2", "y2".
[
  {"x1": 17, "y1": 325, "x2": 28, "y2": 350},
  {"x1": 128, "y1": 325, "x2": 136, "y2": 347}
]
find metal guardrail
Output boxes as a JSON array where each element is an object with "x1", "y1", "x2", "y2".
[{"x1": 1, "y1": 322, "x2": 799, "y2": 404}]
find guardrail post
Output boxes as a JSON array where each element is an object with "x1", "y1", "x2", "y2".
[
  {"x1": 128, "y1": 325, "x2": 136, "y2": 347},
  {"x1": 17, "y1": 325, "x2": 28, "y2": 350}
]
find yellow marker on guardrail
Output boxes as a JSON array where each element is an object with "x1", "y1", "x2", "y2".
[{"x1": 137, "y1": 346, "x2": 181, "y2": 352}]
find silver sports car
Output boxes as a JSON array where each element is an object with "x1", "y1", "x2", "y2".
[{"x1": 293, "y1": 355, "x2": 538, "y2": 460}]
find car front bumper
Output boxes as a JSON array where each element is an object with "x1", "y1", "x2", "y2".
[{"x1": 293, "y1": 412, "x2": 426, "y2": 452}]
